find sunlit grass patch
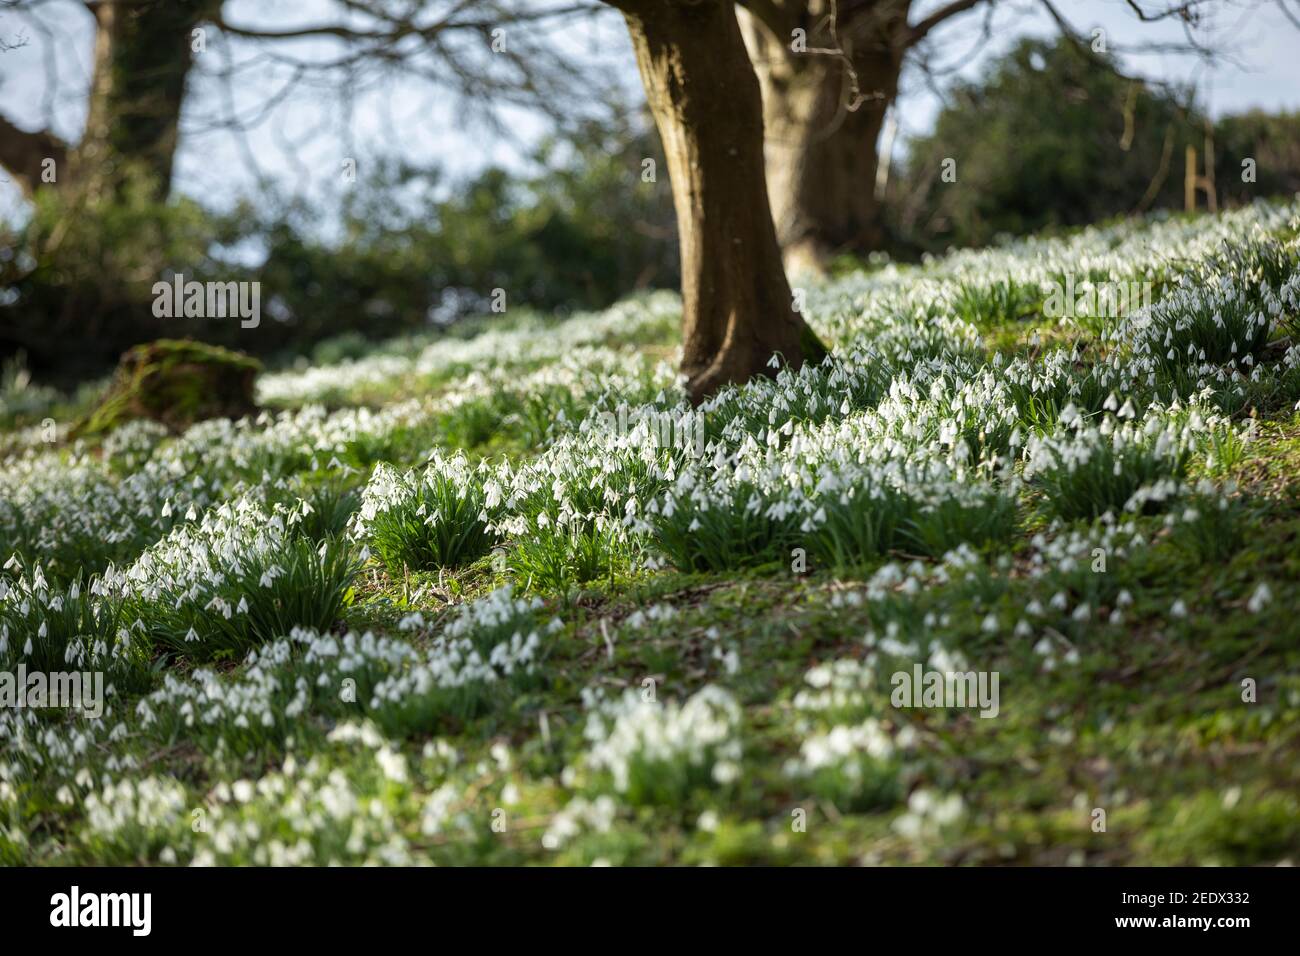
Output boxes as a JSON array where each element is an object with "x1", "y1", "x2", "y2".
[
  {"x1": 124, "y1": 498, "x2": 362, "y2": 661},
  {"x1": 648, "y1": 471, "x2": 801, "y2": 573},
  {"x1": 508, "y1": 519, "x2": 630, "y2": 598},
  {"x1": 1025, "y1": 411, "x2": 1197, "y2": 521},
  {"x1": 0, "y1": 561, "x2": 151, "y2": 691},
  {"x1": 353, "y1": 456, "x2": 500, "y2": 574}
]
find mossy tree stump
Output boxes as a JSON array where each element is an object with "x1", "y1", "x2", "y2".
[{"x1": 76, "y1": 339, "x2": 261, "y2": 437}]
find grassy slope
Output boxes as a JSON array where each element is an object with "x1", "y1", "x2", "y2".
[
  {"x1": 2, "y1": 208, "x2": 1299, "y2": 866},
  {"x1": 332, "y1": 405, "x2": 1300, "y2": 867}
]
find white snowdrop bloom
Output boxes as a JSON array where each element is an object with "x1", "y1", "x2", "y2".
[
  {"x1": 879, "y1": 636, "x2": 920, "y2": 658},
  {"x1": 1170, "y1": 599, "x2": 1188, "y2": 619},
  {"x1": 931, "y1": 793, "x2": 965, "y2": 826},
  {"x1": 490, "y1": 742, "x2": 512, "y2": 771},
  {"x1": 794, "y1": 658, "x2": 876, "y2": 716},
  {"x1": 1246, "y1": 582, "x2": 1272, "y2": 613},
  {"x1": 892, "y1": 789, "x2": 966, "y2": 841},
  {"x1": 928, "y1": 646, "x2": 968, "y2": 674},
  {"x1": 582, "y1": 686, "x2": 742, "y2": 796},
  {"x1": 376, "y1": 746, "x2": 409, "y2": 784},
  {"x1": 541, "y1": 794, "x2": 617, "y2": 850},
  {"x1": 713, "y1": 761, "x2": 741, "y2": 784},
  {"x1": 784, "y1": 717, "x2": 913, "y2": 787},
  {"x1": 420, "y1": 783, "x2": 462, "y2": 837},
  {"x1": 712, "y1": 645, "x2": 740, "y2": 675}
]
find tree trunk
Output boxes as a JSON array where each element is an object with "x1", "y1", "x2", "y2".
[
  {"x1": 0, "y1": 0, "x2": 216, "y2": 201},
  {"x1": 616, "y1": 0, "x2": 823, "y2": 403},
  {"x1": 739, "y1": 1, "x2": 909, "y2": 276},
  {"x1": 74, "y1": 0, "x2": 219, "y2": 201}
]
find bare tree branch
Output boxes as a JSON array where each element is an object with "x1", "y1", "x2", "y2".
[
  {"x1": 1276, "y1": 0, "x2": 1300, "y2": 30},
  {"x1": 907, "y1": 0, "x2": 988, "y2": 47},
  {"x1": 0, "y1": 113, "x2": 66, "y2": 195}
]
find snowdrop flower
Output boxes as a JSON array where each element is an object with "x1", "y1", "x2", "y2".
[{"x1": 1246, "y1": 582, "x2": 1272, "y2": 613}]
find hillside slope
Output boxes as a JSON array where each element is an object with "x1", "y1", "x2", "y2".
[{"x1": 2, "y1": 201, "x2": 1299, "y2": 865}]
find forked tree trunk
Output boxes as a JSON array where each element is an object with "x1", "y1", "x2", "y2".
[
  {"x1": 615, "y1": 0, "x2": 825, "y2": 403},
  {"x1": 739, "y1": 1, "x2": 910, "y2": 276},
  {"x1": 0, "y1": 0, "x2": 216, "y2": 201}
]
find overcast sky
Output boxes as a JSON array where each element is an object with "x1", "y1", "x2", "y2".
[{"x1": 1, "y1": 0, "x2": 1298, "y2": 226}]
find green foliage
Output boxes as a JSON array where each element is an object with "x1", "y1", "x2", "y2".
[
  {"x1": 650, "y1": 476, "x2": 801, "y2": 572},
  {"x1": 508, "y1": 521, "x2": 626, "y2": 597},
  {"x1": 809, "y1": 482, "x2": 912, "y2": 569},
  {"x1": 279, "y1": 479, "x2": 362, "y2": 542},
  {"x1": 1214, "y1": 110, "x2": 1300, "y2": 207},
  {"x1": 892, "y1": 37, "x2": 1199, "y2": 251},
  {"x1": 1170, "y1": 492, "x2": 1246, "y2": 563},
  {"x1": 902, "y1": 492, "x2": 1020, "y2": 557},
  {"x1": 1139, "y1": 788, "x2": 1300, "y2": 865},
  {"x1": 1, "y1": 118, "x2": 676, "y2": 383},
  {"x1": 807, "y1": 480, "x2": 1016, "y2": 569},
  {"x1": 0, "y1": 175, "x2": 219, "y2": 383},
  {"x1": 136, "y1": 533, "x2": 361, "y2": 661},
  {"x1": 949, "y1": 278, "x2": 1044, "y2": 328},
  {"x1": 0, "y1": 566, "x2": 152, "y2": 692},
  {"x1": 1030, "y1": 418, "x2": 1194, "y2": 522},
  {"x1": 0, "y1": 352, "x2": 62, "y2": 428},
  {"x1": 428, "y1": 117, "x2": 678, "y2": 318},
  {"x1": 801, "y1": 755, "x2": 904, "y2": 813},
  {"x1": 360, "y1": 462, "x2": 499, "y2": 574}
]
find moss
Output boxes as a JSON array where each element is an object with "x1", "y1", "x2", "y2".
[{"x1": 75, "y1": 338, "x2": 260, "y2": 437}]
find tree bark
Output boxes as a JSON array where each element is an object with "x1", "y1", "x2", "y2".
[
  {"x1": 75, "y1": 0, "x2": 219, "y2": 201},
  {"x1": 739, "y1": 1, "x2": 911, "y2": 276},
  {"x1": 613, "y1": 0, "x2": 824, "y2": 403}
]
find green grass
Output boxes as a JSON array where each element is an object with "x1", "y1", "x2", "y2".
[{"x1": 3, "y1": 205, "x2": 1298, "y2": 867}]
